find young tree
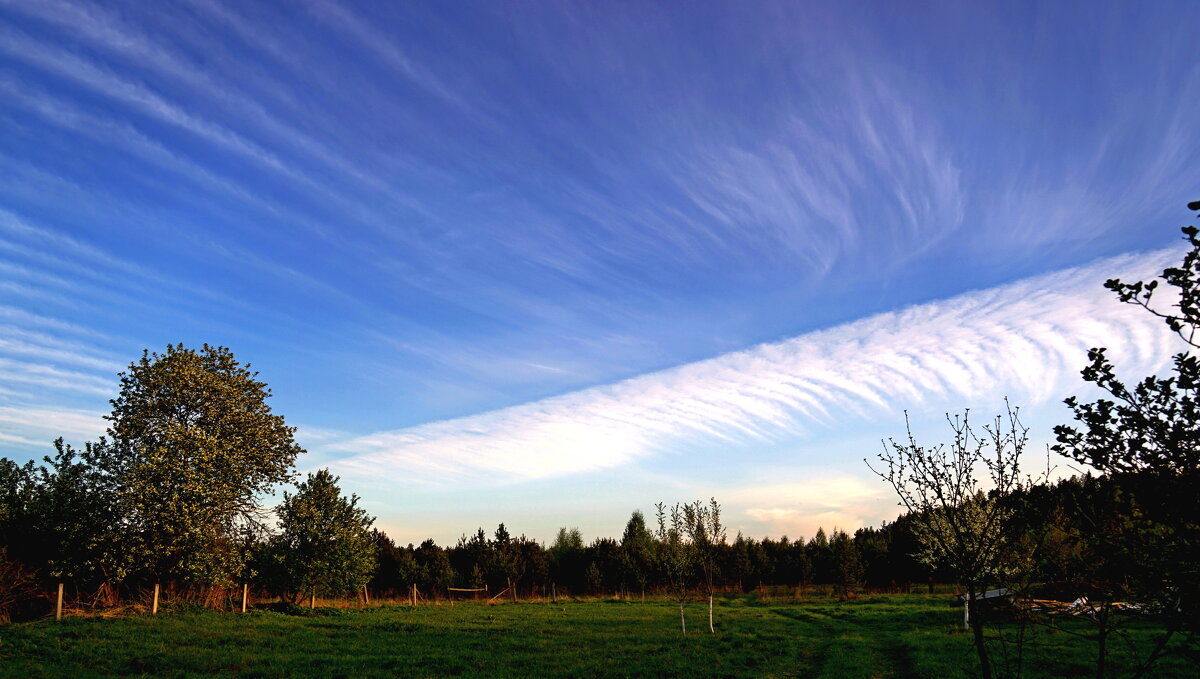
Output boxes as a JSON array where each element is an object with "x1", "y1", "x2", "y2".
[
  {"x1": 104, "y1": 344, "x2": 303, "y2": 587},
  {"x1": 655, "y1": 502, "x2": 694, "y2": 635},
  {"x1": 683, "y1": 498, "x2": 726, "y2": 633},
  {"x1": 490, "y1": 523, "x2": 525, "y2": 601},
  {"x1": 273, "y1": 470, "x2": 376, "y2": 602},
  {"x1": 731, "y1": 532, "x2": 753, "y2": 592},
  {"x1": 868, "y1": 404, "x2": 1034, "y2": 679}
]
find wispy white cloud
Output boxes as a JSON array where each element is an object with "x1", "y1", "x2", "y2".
[
  {"x1": 2, "y1": 0, "x2": 438, "y2": 223},
  {"x1": 302, "y1": 0, "x2": 468, "y2": 110},
  {"x1": 0, "y1": 357, "x2": 113, "y2": 396},
  {"x1": 0, "y1": 328, "x2": 122, "y2": 372},
  {"x1": 0, "y1": 405, "x2": 107, "y2": 450},
  {"x1": 668, "y1": 71, "x2": 964, "y2": 280},
  {"x1": 329, "y1": 249, "x2": 1182, "y2": 485},
  {"x1": 0, "y1": 305, "x2": 107, "y2": 339},
  {"x1": 0, "y1": 24, "x2": 308, "y2": 180}
]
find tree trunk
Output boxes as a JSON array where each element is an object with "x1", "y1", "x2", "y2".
[
  {"x1": 967, "y1": 591, "x2": 993, "y2": 679},
  {"x1": 708, "y1": 593, "x2": 714, "y2": 633},
  {"x1": 679, "y1": 600, "x2": 686, "y2": 636},
  {"x1": 1095, "y1": 603, "x2": 1109, "y2": 679}
]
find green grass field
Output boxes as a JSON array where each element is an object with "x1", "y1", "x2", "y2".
[{"x1": 0, "y1": 595, "x2": 1191, "y2": 678}]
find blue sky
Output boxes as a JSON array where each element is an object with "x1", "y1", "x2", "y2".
[{"x1": 2, "y1": 1, "x2": 1198, "y2": 544}]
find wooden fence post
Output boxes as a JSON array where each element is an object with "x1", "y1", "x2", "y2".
[
  {"x1": 241, "y1": 583, "x2": 248, "y2": 613},
  {"x1": 55, "y1": 582, "x2": 63, "y2": 621},
  {"x1": 152, "y1": 583, "x2": 160, "y2": 615}
]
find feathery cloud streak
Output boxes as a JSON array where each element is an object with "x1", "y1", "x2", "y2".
[{"x1": 330, "y1": 249, "x2": 1182, "y2": 485}]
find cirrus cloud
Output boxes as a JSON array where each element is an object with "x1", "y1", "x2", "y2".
[{"x1": 328, "y1": 248, "x2": 1184, "y2": 486}]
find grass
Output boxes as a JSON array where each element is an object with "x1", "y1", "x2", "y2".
[{"x1": 0, "y1": 594, "x2": 1192, "y2": 678}]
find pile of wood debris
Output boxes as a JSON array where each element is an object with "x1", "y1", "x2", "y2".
[{"x1": 1022, "y1": 597, "x2": 1146, "y2": 616}]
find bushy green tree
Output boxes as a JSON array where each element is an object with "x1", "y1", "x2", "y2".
[
  {"x1": 368, "y1": 530, "x2": 409, "y2": 596},
  {"x1": 0, "y1": 440, "x2": 125, "y2": 588},
  {"x1": 415, "y1": 539, "x2": 454, "y2": 594},
  {"x1": 0, "y1": 458, "x2": 36, "y2": 567},
  {"x1": 273, "y1": 470, "x2": 376, "y2": 600},
  {"x1": 104, "y1": 344, "x2": 302, "y2": 586},
  {"x1": 549, "y1": 527, "x2": 585, "y2": 595},
  {"x1": 29, "y1": 439, "x2": 123, "y2": 584},
  {"x1": 619, "y1": 510, "x2": 655, "y2": 597},
  {"x1": 1053, "y1": 203, "x2": 1200, "y2": 672}
]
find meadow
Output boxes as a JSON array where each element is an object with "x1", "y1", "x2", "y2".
[{"x1": 0, "y1": 594, "x2": 1190, "y2": 679}]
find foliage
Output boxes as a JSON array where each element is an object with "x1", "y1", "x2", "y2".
[
  {"x1": 548, "y1": 527, "x2": 586, "y2": 594},
  {"x1": 830, "y1": 529, "x2": 864, "y2": 598},
  {"x1": 0, "y1": 440, "x2": 123, "y2": 586},
  {"x1": 1053, "y1": 223, "x2": 1200, "y2": 627},
  {"x1": 103, "y1": 344, "x2": 303, "y2": 586},
  {"x1": 1052, "y1": 205, "x2": 1200, "y2": 673},
  {"x1": 272, "y1": 470, "x2": 376, "y2": 598},
  {"x1": 619, "y1": 510, "x2": 656, "y2": 594}
]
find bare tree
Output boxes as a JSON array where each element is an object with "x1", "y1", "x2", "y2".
[{"x1": 867, "y1": 402, "x2": 1035, "y2": 679}]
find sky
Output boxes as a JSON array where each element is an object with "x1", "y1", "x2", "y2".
[{"x1": 1, "y1": 0, "x2": 1199, "y2": 546}]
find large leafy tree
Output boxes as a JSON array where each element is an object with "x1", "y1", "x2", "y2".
[
  {"x1": 273, "y1": 469, "x2": 376, "y2": 600},
  {"x1": 105, "y1": 343, "x2": 303, "y2": 586},
  {"x1": 1053, "y1": 202, "x2": 1200, "y2": 659}
]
